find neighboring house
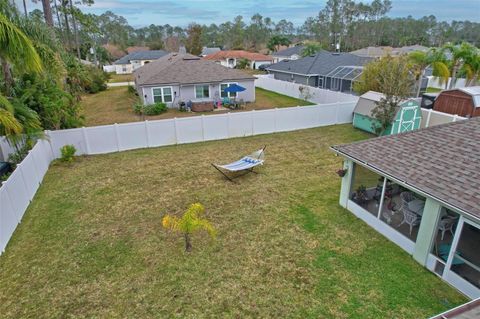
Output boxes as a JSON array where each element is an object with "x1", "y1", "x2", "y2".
[
  {"x1": 200, "y1": 47, "x2": 221, "y2": 57},
  {"x1": 353, "y1": 91, "x2": 422, "y2": 135},
  {"x1": 432, "y1": 87, "x2": 480, "y2": 117},
  {"x1": 126, "y1": 46, "x2": 150, "y2": 54},
  {"x1": 350, "y1": 45, "x2": 429, "y2": 58},
  {"x1": 266, "y1": 50, "x2": 372, "y2": 93},
  {"x1": 134, "y1": 53, "x2": 256, "y2": 107},
  {"x1": 272, "y1": 45, "x2": 305, "y2": 63},
  {"x1": 203, "y1": 50, "x2": 273, "y2": 69},
  {"x1": 331, "y1": 117, "x2": 480, "y2": 299},
  {"x1": 112, "y1": 50, "x2": 169, "y2": 74}
]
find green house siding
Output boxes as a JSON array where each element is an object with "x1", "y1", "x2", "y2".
[{"x1": 353, "y1": 100, "x2": 422, "y2": 136}]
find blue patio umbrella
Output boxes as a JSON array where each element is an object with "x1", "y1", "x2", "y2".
[{"x1": 223, "y1": 83, "x2": 246, "y2": 93}]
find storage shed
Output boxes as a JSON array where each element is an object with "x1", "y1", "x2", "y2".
[
  {"x1": 353, "y1": 91, "x2": 422, "y2": 135},
  {"x1": 433, "y1": 86, "x2": 480, "y2": 117}
]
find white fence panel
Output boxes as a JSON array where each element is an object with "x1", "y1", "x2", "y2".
[
  {"x1": 48, "y1": 128, "x2": 87, "y2": 157},
  {"x1": 18, "y1": 153, "x2": 40, "y2": 200},
  {"x1": 117, "y1": 122, "x2": 148, "y2": 151},
  {"x1": 252, "y1": 109, "x2": 276, "y2": 135},
  {"x1": 0, "y1": 187, "x2": 17, "y2": 253},
  {"x1": 2, "y1": 169, "x2": 29, "y2": 222},
  {"x1": 336, "y1": 102, "x2": 356, "y2": 124},
  {"x1": 147, "y1": 119, "x2": 177, "y2": 147},
  {"x1": 420, "y1": 109, "x2": 466, "y2": 128},
  {"x1": 85, "y1": 125, "x2": 117, "y2": 154},
  {"x1": 0, "y1": 137, "x2": 15, "y2": 162},
  {"x1": 228, "y1": 112, "x2": 253, "y2": 137},
  {"x1": 175, "y1": 117, "x2": 203, "y2": 144},
  {"x1": 276, "y1": 107, "x2": 302, "y2": 132},
  {"x1": 317, "y1": 104, "x2": 339, "y2": 126},
  {"x1": 203, "y1": 114, "x2": 228, "y2": 141}
]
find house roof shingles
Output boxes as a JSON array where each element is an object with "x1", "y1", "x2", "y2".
[
  {"x1": 331, "y1": 117, "x2": 480, "y2": 220},
  {"x1": 114, "y1": 50, "x2": 169, "y2": 65},
  {"x1": 135, "y1": 53, "x2": 255, "y2": 86},
  {"x1": 267, "y1": 50, "x2": 372, "y2": 76},
  {"x1": 272, "y1": 45, "x2": 305, "y2": 57},
  {"x1": 204, "y1": 50, "x2": 273, "y2": 61}
]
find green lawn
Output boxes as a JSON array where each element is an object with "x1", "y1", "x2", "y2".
[
  {"x1": 0, "y1": 125, "x2": 465, "y2": 318},
  {"x1": 426, "y1": 87, "x2": 443, "y2": 93},
  {"x1": 107, "y1": 73, "x2": 134, "y2": 83},
  {"x1": 81, "y1": 86, "x2": 314, "y2": 126}
]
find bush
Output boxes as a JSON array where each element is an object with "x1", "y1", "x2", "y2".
[
  {"x1": 8, "y1": 141, "x2": 33, "y2": 165},
  {"x1": 127, "y1": 85, "x2": 137, "y2": 95},
  {"x1": 133, "y1": 102, "x2": 168, "y2": 116},
  {"x1": 60, "y1": 145, "x2": 76, "y2": 162}
]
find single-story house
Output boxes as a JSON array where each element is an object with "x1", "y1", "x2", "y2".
[
  {"x1": 331, "y1": 117, "x2": 480, "y2": 299},
  {"x1": 266, "y1": 50, "x2": 372, "y2": 94},
  {"x1": 353, "y1": 91, "x2": 422, "y2": 135},
  {"x1": 134, "y1": 53, "x2": 256, "y2": 107},
  {"x1": 111, "y1": 50, "x2": 169, "y2": 74},
  {"x1": 203, "y1": 50, "x2": 273, "y2": 69},
  {"x1": 433, "y1": 87, "x2": 480, "y2": 117},
  {"x1": 272, "y1": 45, "x2": 305, "y2": 63},
  {"x1": 200, "y1": 47, "x2": 221, "y2": 57}
]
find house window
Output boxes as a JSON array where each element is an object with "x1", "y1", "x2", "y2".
[
  {"x1": 318, "y1": 77, "x2": 324, "y2": 88},
  {"x1": 220, "y1": 83, "x2": 237, "y2": 98},
  {"x1": 195, "y1": 85, "x2": 210, "y2": 99},
  {"x1": 122, "y1": 65, "x2": 127, "y2": 72},
  {"x1": 152, "y1": 87, "x2": 173, "y2": 103}
]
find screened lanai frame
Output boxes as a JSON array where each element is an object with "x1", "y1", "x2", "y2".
[{"x1": 320, "y1": 66, "x2": 364, "y2": 92}]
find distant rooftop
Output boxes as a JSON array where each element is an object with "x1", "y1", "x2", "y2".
[
  {"x1": 135, "y1": 53, "x2": 255, "y2": 86},
  {"x1": 272, "y1": 45, "x2": 305, "y2": 57},
  {"x1": 201, "y1": 47, "x2": 221, "y2": 56},
  {"x1": 114, "y1": 50, "x2": 169, "y2": 65},
  {"x1": 204, "y1": 50, "x2": 273, "y2": 61}
]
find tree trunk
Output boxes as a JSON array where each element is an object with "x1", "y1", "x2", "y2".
[
  {"x1": 1, "y1": 60, "x2": 13, "y2": 97},
  {"x1": 416, "y1": 69, "x2": 425, "y2": 97},
  {"x1": 54, "y1": 0, "x2": 63, "y2": 31},
  {"x1": 69, "y1": 0, "x2": 81, "y2": 59},
  {"x1": 22, "y1": 0, "x2": 27, "y2": 17},
  {"x1": 41, "y1": 0, "x2": 54, "y2": 27},
  {"x1": 184, "y1": 233, "x2": 192, "y2": 252},
  {"x1": 62, "y1": 1, "x2": 72, "y2": 50},
  {"x1": 449, "y1": 65, "x2": 458, "y2": 89}
]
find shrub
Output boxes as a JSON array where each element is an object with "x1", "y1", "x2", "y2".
[
  {"x1": 60, "y1": 145, "x2": 76, "y2": 162},
  {"x1": 133, "y1": 102, "x2": 168, "y2": 116},
  {"x1": 8, "y1": 141, "x2": 33, "y2": 165},
  {"x1": 127, "y1": 85, "x2": 137, "y2": 95}
]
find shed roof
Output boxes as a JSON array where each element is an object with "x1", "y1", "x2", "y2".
[
  {"x1": 272, "y1": 46, "x2": 305, "y2": 57},
  {"x1": 266, "y1": 50, "x2": 371, "y2": 76},
  {"x1": 135, "y1": 53, "x2": 255, "y2": 86},
  {"x1": 203, "y1": 50, "x2": 273, "y2": 61},
  {"x1": 332, "y1": 117, "x2": 480, "y2": 221},
  {"x1": 353, "y1": 91, "x2": 419, "y2": 117},
  {"x1": 114, "y1": 50, "x2": 169, "y2": 65}
]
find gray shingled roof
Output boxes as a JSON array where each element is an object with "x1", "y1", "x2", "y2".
[
  {"x1": 201, "y1": 47, "x2": 221, "y2": 56},
  {"x1": 135, "y1": 53, "x2": 255, "y2": 86},
  {"x1": 114, "y1": 50, "x2": 169, "y2": 65},
  {"x1": 267, "y1": 50, "x2": 372, "y2": 76},
  {"x1": 331, "y1": 117, "x2": 480, "y2": 220},
  {"x1": 272, "y1": 45, "x2": 305, "y2": 57}
]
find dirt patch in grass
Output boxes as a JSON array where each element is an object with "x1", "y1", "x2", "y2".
[{"x1": 0, "y1": 125, "x2": 466, "y2": 318}]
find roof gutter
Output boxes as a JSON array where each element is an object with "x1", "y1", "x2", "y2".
[{"x1": 330, "y1": 146, "x2": 480, "y2": 224}]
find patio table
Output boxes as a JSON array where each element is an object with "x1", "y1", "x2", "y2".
[{"x1": 408, "y1": 199, "x2": 425, "y2": 216}]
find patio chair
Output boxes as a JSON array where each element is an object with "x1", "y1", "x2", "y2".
[
  {"x1": 438, "y1": 216, "x2": 458, "y2": 240},
  {"x1": 438, "y1": 244, "x2": 464, "y2": 266},
  {"x1": 212, "y1": 146, "x2": 266, "y2": 182},
  {"x1": 398, "y1": 192, "x2": 421, "y2": 235}
]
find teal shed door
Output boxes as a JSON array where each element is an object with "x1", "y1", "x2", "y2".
[{"x1": 391, "y1": 103, "x2": 421, "y2": 134}]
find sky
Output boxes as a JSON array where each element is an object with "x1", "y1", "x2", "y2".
[{"x1": 19, "y1": 0, "x2": 480, "y2": 27}]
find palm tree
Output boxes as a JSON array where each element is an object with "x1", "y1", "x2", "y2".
[
  {"x1": 409, "y1": 49, "x2": 450, "y2": 96},
  {"x1": 0, "y1": 96, "x2": 22, "y2": 137},
  {"x1": 462, "y1": 49, "x2": 480, "y2": 87},
  {"x1": 301, "y1": 42, "x2": 323, "y2": 57},
  {"x1": 443, "y1": 42, "x2": 476, "y2": 89}
]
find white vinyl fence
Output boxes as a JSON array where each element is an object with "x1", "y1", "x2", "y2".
[
  {"x1": 0, "y1": 102, "x2": 355, "y2": 253},
  {"x1": 420, "y1": 108, "x2": 466, "y2": 128},
  {"x1": 255, "y1": 75, "x2": 359, "y2": 104}
]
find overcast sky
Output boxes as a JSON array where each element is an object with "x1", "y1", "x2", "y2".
[{"x1": 18, "y1": 0, "x2": 480, "y2": 27}]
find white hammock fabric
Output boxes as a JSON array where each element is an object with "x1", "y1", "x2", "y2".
[{"x1": 212, "y1": 147, "x2": 266, "y2": 180}]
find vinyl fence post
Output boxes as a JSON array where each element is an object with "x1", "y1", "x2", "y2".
[
  {"x1": 82, "y1": 127, "x2": 91, "y2": 155},
  {"x1": 274, "y1": 108, "x2": 278, "y2": 132},
  {"x1": 201, "y1": 115, "x2": 205, "y2": 141},
  {"x1": 145, "y1": 120, "x2": 150, "y2": 148},
  {"x1": 227, "y1": 112, "x2": 231, "y2": 138},
  {"x1": 114, "y1": 123, "x2": 121, "y2": 151},
  {"x1": 45, "y1": 130, "x2": 55, "y2": 159},
  {"x1": 425, "y1": 109, "x2": 432, "y2": 128},
  {"x1": 452, "y1": 114, "x2": 458, "y2": 122},
  {"x1": 173, "y1": 117, "x2": 179, "y2": 144}
]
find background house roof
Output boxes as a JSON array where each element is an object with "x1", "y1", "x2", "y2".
[
  {"x1": 332, "y1": 117, "x2": 480, "y2": 220},
  {"x1": 266, "y1": 50, "x2": 372, "y2": 76},
  {"x1": 201, "y1": 47, "x2": 221, "y2": 56},
  {"x1": 114, "y1": 50, "x2": 169, "y2": 65},
  {"x1": 204, "y1": 50, "x2": 273, "y2": 61},
  {"x1": 272, "y1": 45, "x2": 305, "y2": 57},
  {"x1": 135, "y1": 53, "x2": 256, "y2": 86}
]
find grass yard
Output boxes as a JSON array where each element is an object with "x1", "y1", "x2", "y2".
[
  {"x1": 0, "y1": 125, "x2": 465, "y2": 318},
  {"x1": 108, "y1": 73, "x2": 134, "y2": 83},
  {"x1": 81, "y1": 86, "x2": 314, "y2": 126}
]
